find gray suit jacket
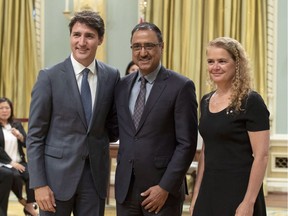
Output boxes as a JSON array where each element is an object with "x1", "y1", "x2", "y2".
[
  {"x1": 114, "y1": 66, "x2": 198, "y2": 204},
  {"x1": 27, "y1": 57, "x2": 120, "y2": 200}
]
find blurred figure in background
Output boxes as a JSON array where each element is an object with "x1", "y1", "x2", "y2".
[
  {"x1": 125, "y1": 60, "x2": 139, "y2": 75},
  {"x1": 0, "y1": 169, "x2": 13, "y2": 216},
  {"x1": 0, "y1": 97, "x2": 38, "y2": 216}
]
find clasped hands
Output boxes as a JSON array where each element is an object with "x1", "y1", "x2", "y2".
[{"x1": 141, "y1": 185, "x2": 169, "y2": 214}]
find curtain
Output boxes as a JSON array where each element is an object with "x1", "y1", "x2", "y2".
[
  {"x1": 0, "y1": 0, "x2": 39, "y2": 118},
  {"x1": 145, "y1": 0, "x2": 267, "y2": 103}
]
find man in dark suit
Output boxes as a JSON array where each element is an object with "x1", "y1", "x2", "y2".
[
  {"x1": 26, "y1": 11, "x2": 119, "y2": 216},
  {"x1": 114, "y1": 22, "x2": 198, "y2": 216}
]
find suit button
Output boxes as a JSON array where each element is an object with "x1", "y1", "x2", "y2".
[{"x1": 129, "y1": 160, "x2": 132, "y2": 163}]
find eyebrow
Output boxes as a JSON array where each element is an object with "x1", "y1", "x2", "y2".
[{"x1": 72, "y1": 31, "x2": 96, "y2": 36}]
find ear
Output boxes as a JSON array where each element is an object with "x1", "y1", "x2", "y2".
[
  {"x1": 160, "y1": 42, "x2": 164, "y2": 54},
  {"x1": 98, "y1": 36, "x2": 104, "y2": 45}
]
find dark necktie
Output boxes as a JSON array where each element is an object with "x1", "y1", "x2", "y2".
[
  {"x1": 81, "y1": 68, "x2": 92, "y2": 125},
  {"x1": 133, "y1": 76, "x2": 147, "y2": 129}
]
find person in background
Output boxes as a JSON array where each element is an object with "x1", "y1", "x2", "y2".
[
  {"x1": 0, "y1": 97, "x2": 38, "y2": 216},
  {"x1": 26, "y1": 11, "x2": 119, "y2": 216},
  {"x1": 190, "y1": 37, "x2": 270, "y2": 216},
  {"x1": 0, "y1": 160, "x2": 13, "y2": 216},
  {"x1": 114, "y1": 22, "x2": 198, "y2": 216},
  {"x1": 125, "y1": 60, "x2": 139, "y2": 75}
]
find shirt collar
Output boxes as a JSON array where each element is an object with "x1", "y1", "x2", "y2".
[
  {"x1": 70, "y1": 54, "x2": 96, "y2": 76},
  {"x1": 137, "y1": 64, "x2": 161, "y2": 84}
]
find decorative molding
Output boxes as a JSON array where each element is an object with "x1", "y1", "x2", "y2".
[
  {"x1": 138, "y1": 0, "x2": 147, "y2": 22},
  {"x1": 267, "y1": 178, "x2": 288, "y2": 192},
  {"x1": 271, "y1": 152, "x2": 288, "y2": 172},
  {"x1": 267, "y1": 0, "x2": 277, "y2": 135},
  {"x1": 63, "y1": 0, "x2": 100, "y2": 19},
  {"x1": 34, "y1": 0, "x2": 44, "y2": 68},
  {"x1": 267, "y1": 133, "x2": 287, "y2": 192},
  {"x1": 270, "y1": 134, "x2": 288, "y2": 147},
  {"x1": 271, "y1": 134, "x2": 288, "y2": 140}
]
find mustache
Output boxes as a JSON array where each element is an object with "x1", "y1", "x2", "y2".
[{"x1": 139, "y1": 57, "x2": 150, "y2": 61}]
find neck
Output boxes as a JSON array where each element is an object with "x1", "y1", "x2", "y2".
[
  {"x1": 215, "y1": 84, "x2": 232, "y2": 96},
  {"x1": 0, "y1": 120, "x2": 8, "y2": 126},
  {"x1": 215, "y1": 88, "x2": 231, "y2": 96}
]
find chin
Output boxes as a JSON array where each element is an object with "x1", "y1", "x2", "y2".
[{"x1": 139, "y1": 64, "x2": 151, "y2": 70}]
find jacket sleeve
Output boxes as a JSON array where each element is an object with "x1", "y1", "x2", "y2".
[{"x1": 159, "y1": 79, "x2": 198, "y2": 195}]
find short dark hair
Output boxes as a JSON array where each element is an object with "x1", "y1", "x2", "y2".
[
  {"x1": 69, "y1": 10, "x2": 105, "y2": 38},
  {"x1": 125, "y1": 61, "x2": 136, "y2": 75},
  {"x1": 130, "y1": 22, "x2": 163, "y2": 43},
  {"x1": 0, "y1": 97, "x2": 14, "y2": 125}
]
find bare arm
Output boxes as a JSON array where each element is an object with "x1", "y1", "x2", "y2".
[
  {"x1": 235, "y1": 130, "x2": 270, "y2": 216},
  {"x1": 190, "y1": 143, "x2": 205, "y2": 215}
]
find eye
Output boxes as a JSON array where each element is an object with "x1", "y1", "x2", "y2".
[
  {"x1": 85, "y1": 33, "x2": 95, "y2": 39},
  {"x1": 207, "y1": 60, "x2": 214, "y2": 65},
  {"x1": 144, "y1": 43, "x2": 155, "y2": 50},
  {"x1": 219, "y1": 60, "x2": 227, "y2": 64},
  {"x1": 72, "y1": 32, "x2": 81, "y2": 37},
  {"x1": 131, "y1": 44, "x2": 142, "y2": 51}
]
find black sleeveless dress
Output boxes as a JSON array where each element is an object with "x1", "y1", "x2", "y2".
[{"x1": 193, "y1": 91, "x2": 269, "y2": 216}]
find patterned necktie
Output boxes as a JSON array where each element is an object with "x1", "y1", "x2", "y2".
[
  {"x1": 81, "y1": 68, "x2": 92, "y2": 125},
  {"x1": 133, "y1": 76, "x2": 147, "y2": 129}
]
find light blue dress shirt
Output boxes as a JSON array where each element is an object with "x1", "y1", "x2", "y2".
[{"x1": 129, "y1": 64, "x2": 161, "y2": 115}]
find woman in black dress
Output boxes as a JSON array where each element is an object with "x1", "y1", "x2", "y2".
[
  {"x1": 190, "y1": 37, "x2": 270, "y2": 216},
  {"x1": 0, "y1": 97, "x2": 38, "y2": 216}
]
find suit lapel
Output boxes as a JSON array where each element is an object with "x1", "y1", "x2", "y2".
[
  {"x1": 62, "y1": 58, "x2": 88, "y2": 129},
  {"x1": 135, "y1": 67, "x2": 169, "y2": 133},
  {"x1": 88, "y1": 60, "x2": 107, "y2": 131}
]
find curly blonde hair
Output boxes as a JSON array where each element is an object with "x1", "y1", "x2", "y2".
[{"x1": 207, "y1": 37, "x2": 252, "y2": 112}]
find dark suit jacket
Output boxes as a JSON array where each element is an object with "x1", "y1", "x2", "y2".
[
  {"x1": 27, "y1": 57, "x2": 120, "y2": 201},
  {"x1": 114, "y1": 66, "x2": 198, "y2": 204},
  {"x1": 0, "y1": 121, "x2": 27, "y2": 164}
]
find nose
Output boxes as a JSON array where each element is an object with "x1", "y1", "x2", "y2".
[
  {"x1": 211, "y1": 62, "x2": 220, "y2": 69},
  {"x1": 139, "y1": 47, "x2": 148, "y2": 55},
  {"x1": 78, "y1": 36, "x2": 86, "y2": 45}
]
